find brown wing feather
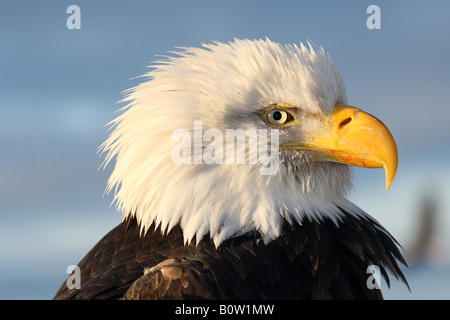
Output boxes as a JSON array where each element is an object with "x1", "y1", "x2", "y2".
[
  {"x1": 54, "y1": 210, "x2": 408, "y2": 300},
  {"x1": 121, "y1": 258, "x2": 221, "y2": 300}
]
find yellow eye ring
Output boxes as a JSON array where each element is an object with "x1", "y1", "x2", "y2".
[{"x1": 264, "y1": 107, "x2": 295, "y2": 127}]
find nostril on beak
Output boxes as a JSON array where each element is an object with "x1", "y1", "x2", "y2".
[{"x1": 339, "y1": 117, "x2": 352, "y2": 129}]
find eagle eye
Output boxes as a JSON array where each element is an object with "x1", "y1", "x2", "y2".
[{"x1": 264, "y1": 108, "x2": 295, "y2": 126}]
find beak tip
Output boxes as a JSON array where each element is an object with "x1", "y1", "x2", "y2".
[{"x1": 384, "y1": 166, "x2": 397, "y2": 191}]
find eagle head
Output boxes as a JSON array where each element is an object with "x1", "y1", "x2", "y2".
[{"x1": 101, "y1": 38, "x2": 398, "y2": 247}]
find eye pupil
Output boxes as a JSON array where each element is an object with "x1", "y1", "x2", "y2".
[{"x1": 273, "y1": 111, "x2": 282, "y2": 121}]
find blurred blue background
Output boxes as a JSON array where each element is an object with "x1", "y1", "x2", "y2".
[{"x1": 1, "y1": 0, "x2": 449, "y2": 299}]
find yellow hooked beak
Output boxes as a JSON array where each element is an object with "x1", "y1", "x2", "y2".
[{"x1": 281, "y1": 104, "x2": 398, "y2": 190}]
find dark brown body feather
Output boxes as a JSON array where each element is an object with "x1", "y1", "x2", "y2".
[{"x1": 54, "y1": 210, "x2": 408, "y2": 300}]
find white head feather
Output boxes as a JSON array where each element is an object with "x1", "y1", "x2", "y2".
[{"x1": 101, "y1": 38, "x2": 368, "y2": 247}]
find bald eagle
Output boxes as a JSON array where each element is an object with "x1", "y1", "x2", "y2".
[{"x1": 54, "y1": 39, "x2": 407, "y2": 300}]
